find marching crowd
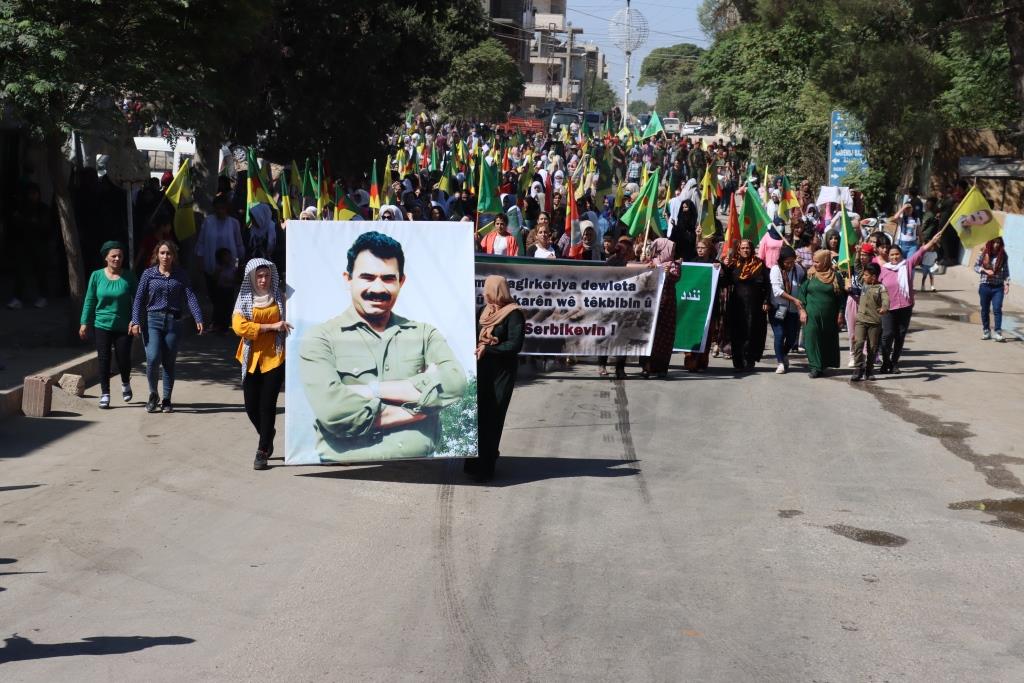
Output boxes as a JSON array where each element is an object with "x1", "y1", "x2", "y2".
[{"x1": 64, "y1": 114, "x2": 1012, "y2": 474}]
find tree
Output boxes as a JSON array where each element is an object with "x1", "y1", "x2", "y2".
[
  {"x1": 638, "y1": 44, "x2": 708, "y2": 119},
  {"x1": 584, "y1": 77, "x2": 617, "y2": 113},
  {"x1": 628, "y1": 99, "x2": 650, "y2": 116},
  {"x1": 437, "y1": 38, "x2": 524, "y2": 123},
  {"x1": 0, "y1": 0, "x2": 263, "y2": 315}
]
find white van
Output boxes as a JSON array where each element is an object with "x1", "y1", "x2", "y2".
[
  {"x1": 133, "y1": 137, "x2": 232, "y2": 180},
  {"x1": 663, "y1": 117, "x2": 681, "y2": 135}
]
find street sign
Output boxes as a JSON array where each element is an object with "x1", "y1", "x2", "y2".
[{"x1": 828, "y1": 110, "x2": 867, "y2": 184}]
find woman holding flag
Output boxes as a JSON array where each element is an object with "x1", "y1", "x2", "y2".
[
  {"x1": 878, "y1": 231, "x2": 944, "y2": 374},
  {"x1": 640, "y1": 238, "x2": 680, "y2": 378}
]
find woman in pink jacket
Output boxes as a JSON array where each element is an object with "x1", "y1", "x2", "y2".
[{"x1": 878, "y1": 230, "x2": 943, "y2": 374}]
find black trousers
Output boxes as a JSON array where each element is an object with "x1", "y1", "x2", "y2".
[
  {"x1": 881, "y1": 306, "x2": 913, "y2": 367},
  {"x1": 95, "y1": 327, "x2": 132, "y2": 394},
  {"x1": 242, "y1": 363, "x2": 284, "y2": 452}
]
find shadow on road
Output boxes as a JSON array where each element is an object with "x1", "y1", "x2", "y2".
[
  {"x1": 0, "y1": 485, "x2": 43, "y2": 493},
  {"x1": 0, "y1": 418, "x2": 89, "y2": 460},
  {"x1": 0, "y1": 633, "x2": 194, "y2": 664},
  {"x1": 295, "y1": 455, "x2": 640, "y2": 487}
]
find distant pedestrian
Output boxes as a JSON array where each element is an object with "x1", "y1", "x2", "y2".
[
  {"x1": 195, "y1": 193, "x2": 244, "y2": 332},
  {"x1": 79, "y1": 241, "x2": 138, "y2": 408},
  {"x1": 232, "y1": 258, "x2": 291, "y2": 470},
  {"x1": 976, "y1": 237, "x2": 1010, "y2": 342},
  {"x1": 469, "y1": 275, "x2": 525, "y2": 482},
  {"x1": 130, "y1": 240, "x2": 204, "y2": 413}
]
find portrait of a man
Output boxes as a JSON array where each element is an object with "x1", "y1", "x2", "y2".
[{"x1": 297, "y1": 230, "x2": 468, "y2": 462}]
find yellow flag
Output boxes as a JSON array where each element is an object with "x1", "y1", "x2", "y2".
[
  {"x1": 164, "y1": 158, "x2": 195, "y2": 241},
  {"x1": 614, "y1": 180, "x2": 624, "y2": 210},
  {"x1": 946, "y1": 186, "x2": 1002, "y2": 249}
]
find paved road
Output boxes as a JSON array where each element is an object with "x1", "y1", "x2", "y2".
[{"x1": 3, "y1": 278, "x2": 1024, "y2": 681}]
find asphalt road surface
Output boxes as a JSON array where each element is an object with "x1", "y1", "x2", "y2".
[{"x1": 3, "y1": 282, "x2": 1024, "y2": 681}]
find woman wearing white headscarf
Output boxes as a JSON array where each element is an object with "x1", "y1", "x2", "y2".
[
  {"x1": 231, "y1": 258, "x2": 292, "y2": 470},
  {"x1": 679, "y1": 178, "x2": 699, "y2": 205}
]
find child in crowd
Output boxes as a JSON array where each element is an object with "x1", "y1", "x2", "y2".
[{"x1": 851, "y1": 262, "x2": 889, "y2": 382}]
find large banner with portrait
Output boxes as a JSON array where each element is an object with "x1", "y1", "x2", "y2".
[
  {"x1": 473, "y1": 257, "x2": 664, "y2": 356},
  {"x1": 285, "y1": 221, "x2": 478, "y2": 465}
]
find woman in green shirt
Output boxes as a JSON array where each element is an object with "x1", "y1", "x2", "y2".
[{"x1": 80, "y1": 241, "x2": 138, "y2": 408}]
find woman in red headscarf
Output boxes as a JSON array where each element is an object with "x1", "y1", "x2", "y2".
[{"x1": 976, "y1": 237, "x2": 1010, "y2": 342}]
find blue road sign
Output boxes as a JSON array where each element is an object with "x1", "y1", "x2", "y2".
[{"x1": 828, "y1": 110, "x2": 867, "y2": 184}]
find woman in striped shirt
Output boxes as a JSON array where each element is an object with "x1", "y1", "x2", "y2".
[{"x1": 129, "y1": 241, "x2": 204, "y2": 413}]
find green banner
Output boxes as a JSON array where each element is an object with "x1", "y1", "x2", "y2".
[{"x1": 673, "y1": 263, "x2": 720, "y2": 353}]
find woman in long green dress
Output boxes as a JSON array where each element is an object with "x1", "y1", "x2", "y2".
[{"x1": 798, "y1": 249, "x2": 846, "y2": 378}]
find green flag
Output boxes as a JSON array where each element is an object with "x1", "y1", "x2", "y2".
[
  {"x1": 622, "y1": 168, "x2": 665, "y2": 238},
  {"x1": 738, "y1": 182, "x2": 771, "y2": 242},
  {"x1": 837, "y1": 203, "x2": 858, "y2": 269},
  {"x1": 429, "y1": 144, "x2": 439, "y2": 172},
  {"x1": 673, "y1": 264, "x2": 719, "y2": 353},
  {"x1": 641, "y1": 111, "x2": 664, "y2": 140},
  {"x1": 477, "y1": 155, "x2": 502, "y2": 215},
  {"x1": 301, "y1": 158, "x2": 316, "y2": 201}
]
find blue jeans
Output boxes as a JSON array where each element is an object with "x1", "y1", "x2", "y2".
[
  {"x1": 898, "y1": 242, "x2": 918, "y2": 264},
  {"x1": 770, "y1": 310, "x2": 801, "y2": 362},
  {"x1": 979, "y1": 283, "x2": 1005, "y2": 333},
  {"x1": 145, "y1": 313, "x2": 181, "y2": 399}
]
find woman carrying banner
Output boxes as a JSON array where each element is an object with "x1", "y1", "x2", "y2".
[
  {"x1": 640, "y1": 237, "x2": 681, "y2": 378},
  {"x1": 721, "y1": 239, "x2": 770, "y2": 372},
  {"x1": 684, "y1": 238, "x2": 721, "y2": 372},
  {"x1": 798, "y1": 250, "x2": 845, "y2": 378},
  {"x1": 975, "y1": 237, "x2": 1010, "y2": 342},
  {"x1": 232, "y1": 258, "x2": 291, "y2": 470},
  {"x1": 878, "y1": 230, "x2": 943, "y2": 373},
  {"x1": 470, "y1": 275, "x2": 525, "y2": 482}
]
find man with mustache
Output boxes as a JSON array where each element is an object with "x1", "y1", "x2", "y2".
[{"x1": 299, "y1": 231, "x2": 467, "y2": 461}]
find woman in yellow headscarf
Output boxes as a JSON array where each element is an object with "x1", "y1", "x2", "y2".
[{"x1": 797, "y1": 249, "x2": 846, "y2": 378}]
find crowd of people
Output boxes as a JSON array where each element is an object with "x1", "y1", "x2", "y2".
[{"x1": 64, "y1": 113, "x2": 1014, "y2": 477}]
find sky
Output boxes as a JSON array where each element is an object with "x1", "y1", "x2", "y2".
[{"x1": 565, "y1": 0, "x2": 708, "y2": 108}]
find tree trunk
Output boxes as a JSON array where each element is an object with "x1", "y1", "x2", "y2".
[
  {"x1": 45, "y1": 131, "x2": 85, "y2": 311},
  {"x1": 192, "y1": 129, "x2": 222, "y2": 214},
  {"x1": 1004, "y1": 1, "x2": 1024, "y2": 132}
]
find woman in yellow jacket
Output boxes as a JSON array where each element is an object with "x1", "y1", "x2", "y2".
[{"x1": 232, "y1": 258, "x2": 292, "y2": 470}]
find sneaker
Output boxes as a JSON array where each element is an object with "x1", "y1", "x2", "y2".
[
  {"x1": 847, "y1": 356, "x2": 856, "y2": 368},
  {"x1": 775, "y1": 363, "x2": 786, "y2": 374},
  {"x1": 930, "y1": 286, "x2": 937, "y2": 292},
  {"x1": 254, "y1": 449, "x2": 270, "y2": 471},
  {"x1": 5, "y1": 298, "x2": 22, "y2": 310},
  {"x1": 32, "y1": 297, "x2": 47, "y2": 309},
  {"x1": 994, "y1": 332, "x2": 1006, "y2": 342},
  {"x1": 145, "y1": 393, "x2": 159, "y2": 413},
  {"x1": 850, "y1": 372, "x2": 864, "y2": 383},
  {"x1": 982, "y1": 330, "x2": 991, "y2": 340},
  {"x1": 99, "y1": 393, "x2": 110, "y2": 409},
  {"x1": 122, "y1": 383, "x2": 132, "y2": 402},
  {"x1": 160, "y1": 398, "x2": 174, "y2": 413}
]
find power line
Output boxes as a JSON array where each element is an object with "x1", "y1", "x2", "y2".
[{"x1": 567, "y1": 7, "x2": 707, "y2": 42}]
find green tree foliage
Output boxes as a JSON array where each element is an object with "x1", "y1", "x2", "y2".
[
  {"x1": 627, "y1": 99, "x2": 650, "y2": 116},
  {"x1": 698, "y1": 0, "x2": 1023, "y2": 207},
  {"x1": 584, "y1": 77, "x2": 618, "y2": 113},
  {"x1": 0, "y1": 0, "x2": 262, "y2": 305},
  {"x1": 697, "y1": 22, "x2": 829, "y2": 181},
  {"x1": 437, "y1": 38, "x2": 524, "y2": 123},
  {"x1": 638, "y1": 43, "x2": 708, "y2": 119}
]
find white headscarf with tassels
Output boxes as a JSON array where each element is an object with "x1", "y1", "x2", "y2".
[{"x1": 233, "y1": 258, "x2": 285, "y2": 381}]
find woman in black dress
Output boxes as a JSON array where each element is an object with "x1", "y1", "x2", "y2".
[
  {"x1": 468, "y1": 275, "x2": 526, "y2": 482},
  {"x1": 721, "y1": 239, "x2": 770, "y2": 371}
]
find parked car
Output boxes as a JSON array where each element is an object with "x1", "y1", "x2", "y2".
[
  {"x1": 681, "y1": 122, "x2": 702, "y2": 135},
  {"x1": 697, "y1": 122, "x2": 719, "y2": 135},
  {"x1": 584, "y1": 111, "x2": 604, "y2": 129},
  {"x1": 663, "y1": 117, "x2": 681, "y2": 135}
]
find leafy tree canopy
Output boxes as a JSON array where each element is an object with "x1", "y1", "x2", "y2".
[
  {"x1": 438, "y1": 38, "x2": 524, "y2": 124},
  {"x1": 638, "y1": 43, "x2": 708, "y2": 119}
]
